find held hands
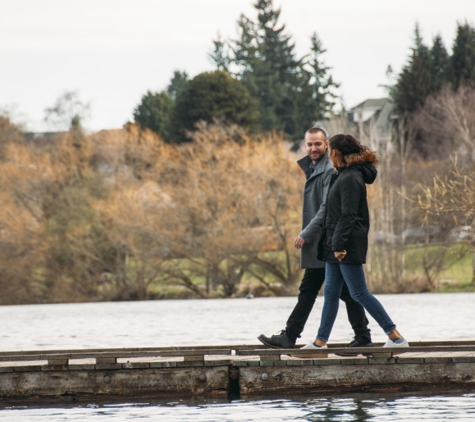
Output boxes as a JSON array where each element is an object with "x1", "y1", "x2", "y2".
[{"x1": 334, "y1": 250, "x2": 347, "y2": 262}]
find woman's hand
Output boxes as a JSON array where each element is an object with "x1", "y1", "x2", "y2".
[{"x1": 334, "y1": 250, "x2": 347, "y2": 262}]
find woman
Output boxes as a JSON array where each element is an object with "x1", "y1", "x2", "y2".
[{"x1": 302, "y1": 134, "x2": 408, "y2": 355}]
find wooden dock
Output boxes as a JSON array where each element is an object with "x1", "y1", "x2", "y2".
[{"x1": 0, "y1": 341, "x2": 474, "y2": 405}]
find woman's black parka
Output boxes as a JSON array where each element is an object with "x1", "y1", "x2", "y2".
[{"x1": 318, "y1": 150, "x2": 378, "y2": 264}]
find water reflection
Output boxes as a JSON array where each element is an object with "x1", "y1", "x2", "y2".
[
  {"x1": 302, "y1": 397, "x2": 374, "y2": 421},
  {"x1": 302, "y1": 392, "x2": 475, "y2": 421},
  {"x1": 2, "y1": 392, "x2": 475, "y2": 421}
]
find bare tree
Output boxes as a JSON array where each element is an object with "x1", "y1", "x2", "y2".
[
  {"x1": 413, "y1": 84, "x2": 475, "y2": 161},
  {"x1": 44, "y1": 90, "x2": 91, "y2": 132},
  {"x1": 161, "y1": 122, "x2": 302, "y2": 297},
  {"x1": 417, "y1": 157, "x2": 475, "y2": 283}
]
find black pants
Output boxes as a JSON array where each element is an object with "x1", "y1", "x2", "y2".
[{"x1": 285, "y1": 267, "x2": 371, "y2": 343}]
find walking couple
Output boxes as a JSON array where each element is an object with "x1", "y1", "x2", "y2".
[{"x1": 258, "y1": 127, "x2": 409, "y2": 356}]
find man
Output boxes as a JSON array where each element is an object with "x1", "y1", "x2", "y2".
[{"x1": 258, "y1": 126, "x2": 372, "y2": 354}]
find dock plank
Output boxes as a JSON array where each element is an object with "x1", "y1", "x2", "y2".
[{"x1": 0, "y1": 341, "x2": 474, "y2": 403}]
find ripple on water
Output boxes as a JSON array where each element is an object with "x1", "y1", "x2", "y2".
[{"x1": 1, "y1": 393, "x2": 475, "y2": 421}]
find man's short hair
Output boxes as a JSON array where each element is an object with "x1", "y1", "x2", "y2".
[{"x1": 305, "y1": 126, "x2": 328, "y2": 140}]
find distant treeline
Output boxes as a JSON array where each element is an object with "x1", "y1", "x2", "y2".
[
  {"x1": 132, "y1": 0, "x2": 475, "y2": 160},
  {"x1": 0, "y1": 113, "x2": 474, "y2": 306}
]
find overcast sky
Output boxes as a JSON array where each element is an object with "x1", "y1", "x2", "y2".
[{"x1": 1, "y1": 0, "x2": 473, "y2": 132}]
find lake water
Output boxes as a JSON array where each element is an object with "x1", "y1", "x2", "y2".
[{"x1": 0, "y1": 292, "x2": 474, "y2": 421}]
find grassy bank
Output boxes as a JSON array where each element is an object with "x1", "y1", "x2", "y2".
[
  {"x1": 403, "y1": 243, "x2": 474, "y2": 291},
  {"x1": 144, "y1": 244, "x2": 474, "y2": 299}
]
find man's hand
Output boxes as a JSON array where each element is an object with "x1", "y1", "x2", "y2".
[
  {"x1": 334, "y1": 251, "x2": 347, "y2": 262},
  {"x1": 294, "y1": 235, "x2": 306, "y2": 249}
]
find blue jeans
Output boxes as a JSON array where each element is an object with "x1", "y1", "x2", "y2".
[
  {"x1": 285, "y1": 268, "x2": 371, "y2": 343},
  {"x1": 317, "y1": 262, "x2": 396, "y2": 342}
]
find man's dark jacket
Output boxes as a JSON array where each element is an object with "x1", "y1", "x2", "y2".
[
  {"x1": 297, "y1": 151, "x2": 335, "y2": 269},
  {"x1": 318, "y1": 150, "x2": 378, "y2": 264}
]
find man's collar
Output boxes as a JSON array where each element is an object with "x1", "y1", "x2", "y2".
[{"x1": 311, "y1": 150, "x2": 328, "y2": 166}]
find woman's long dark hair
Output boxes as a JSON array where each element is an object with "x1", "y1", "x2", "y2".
[{"x1": 329, "y1": 134, "x2": 366, "y2": 161}]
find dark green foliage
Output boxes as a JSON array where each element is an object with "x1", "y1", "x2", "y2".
[
  {"x1": 232, "y1": 13, "x2": 281, "y2": 131},
  {"x1": 169, "y1": 70, "x2": 259, "y2": 143},
  {"x1": 451, "y1": 22, "x2": 475, "y2": 89},
  {"x1": 208, "y1": 34, "x2": 230, "y2": 72},
  {"x1": 430, "y1": 35, "x2": 453, "y2": 92},
  {"x1": 298, "y1": 33, "x2": 339, "y2": 128},
  {"x1": 133, "y1": 90, "x2": 174, "y2": 140},
  {"x1": 393, "y1": 25, "x2": 434, "y2": 116},
  {"x1": 391, "y1": 22, "x2": 475, "y2": 157},
  {"x1": 166, "y1": 70, "x2": 189, "y2": 100},
  {"x1": 210, "y1": 0, "x2": 338, "y2": 144},
  {"x1": 392, "y1": 25, "x2": 439, "y2": 157},
  {"x1": 393, "y1": 21, "x2": 475, "y2": 115}
]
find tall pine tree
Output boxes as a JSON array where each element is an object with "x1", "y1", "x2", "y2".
[
  {"x1": 392, "y1": 24, "x2": 434, "y2": 156},
  {"x1": 166, "y1": 71, "x2": 189, "y2": 100},
  {"x1": 451, "y1": 22, "x2": 475, "y2": 89},
  {"x1": 393, "y1": 24, "x2": 433, "y2": 115},
  {"x1": 299, "y1": 33, "x2": 339, "y2": 126},
  {"x1": 391, "y1": 22, "x2": 475, "y2": 157},
  {"x1": 430, "y1": 34, "x2": 452, "y2": 92},
  {"x1": 210, "y1": 0, "x2": 338, "y2": 142},
  {"x1": 233, "y1": 13, "x2": 281, "y2": 131},
  {"x1": 208, "y1": 33, "x2": 231, "y2": 72}
]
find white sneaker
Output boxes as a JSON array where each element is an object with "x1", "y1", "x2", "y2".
[
  {"x1": 383, "y1": 337, "x2": 409, "y2": 348},
  {"x1": 292, "y1": 341, "x2": 328, "y2": 358}
]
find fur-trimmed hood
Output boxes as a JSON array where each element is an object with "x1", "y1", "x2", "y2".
[
  {"x1": 342, "y1": 149, "x2": 378, "y2": 185},
  {"x1": 344, "y1": 149, "x2": 378, "y2": 167}
]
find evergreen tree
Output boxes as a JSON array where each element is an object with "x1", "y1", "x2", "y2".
[
  {"x1": 299, "y1": 33, "x2": 339, "y2": 125},
  {"x1": 211, "y1": 0, "x2": 338, "y2": 141},
  {"x1": 232, "y1": 15, "x2": 259, "y2": 73},
  {"x1": 232, "y1": 11, "x2": 283, "y2": 132},
  {"x1": 255, "y1": 0, "x2": 301, "y2": 84},
  {"x1": 393, "y1": 24, "x2": 433, "y2": 115},
  {"x1": 392, "y1": 24, "x2": 435, "y2": 157},
  {"x1": 208, "y1": 33, "x2": 231, "y2": 72},
  {"x1": 430, "y1": 34, "x2": 452, "y2": 92},
  {"x1": 392, "y1": 22, "x2": 475, "y2": 158},
  {"x1": 169, "y1": 70, "x2": 259, "y2": 143},
  {"x1": 133, "y1": 91, "x2": 174, "y2": 140},
  {"x1": 451, "y1": 22, "x2": 475, "y2": 88},
  {"x1": 166, "y1": 70, "x2": 189, "y2": 100}
]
